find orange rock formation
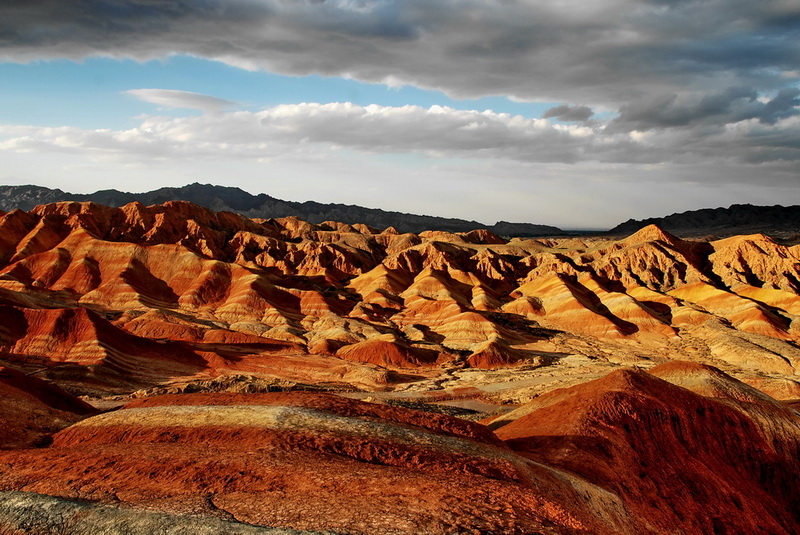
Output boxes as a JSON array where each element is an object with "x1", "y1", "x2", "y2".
[
  {"x1": 2, "y1": 201, "x2": 799, "y2": 533},
  {"x1": 0, "y1": 200, "x2": 796, "y2": 395}
]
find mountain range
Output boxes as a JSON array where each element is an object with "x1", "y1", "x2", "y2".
[
  {"x1": 0, "y1": 183, "x2": 565, "y2": 236},
  {"x1": 2, "y1": 183, "x2": 798, "y2": 237},
  {"x1": 610, "y1": 203, "x2": 800, "y2": 238}
]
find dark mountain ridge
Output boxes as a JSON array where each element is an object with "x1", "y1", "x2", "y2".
[
  {"x1": 0, "y1": 183, "x2": 564, "y2": 236},
  {"x1": 609, "y1": 203, "x2": 800, "y2": 239}
]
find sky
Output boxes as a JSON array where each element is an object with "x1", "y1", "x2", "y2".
[{"x1": 0, "y1": 1, "x2": 798, "y2": 229}]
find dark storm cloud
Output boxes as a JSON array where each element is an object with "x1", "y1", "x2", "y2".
[
  {"x1": 3, "y1": 1, "x2": 797, "y2": 100},
  {"x1": 611, "y1": 88, "x2": 800, "y2": 131},
  {"x1": 543, "y1": 105, "x2": 594, "y2": 123}
]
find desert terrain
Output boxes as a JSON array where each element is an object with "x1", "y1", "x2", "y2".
[{"x1": 0, "y1": 200, "x2": 798, "y2": 534}]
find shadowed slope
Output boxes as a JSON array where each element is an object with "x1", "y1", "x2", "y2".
[
  {"x1": 487, "y1": 366, "x2": 800, "y2": 535},
  {"x1": 0, "y1": 366, "x2": 95, "y2": 448}
]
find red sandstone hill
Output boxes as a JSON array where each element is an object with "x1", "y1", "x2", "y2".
[
  {"x1": 0, "y1": 364, "x2": 797, "y2": 534},
  {"x1": 0, "y1": 200, "x2": 797, "y2": 396},
  {"x1": 486, "y1": 365, "x2": 800, "y2": 534}
]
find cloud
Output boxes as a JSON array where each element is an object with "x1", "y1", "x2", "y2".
[
  {"x1": 1, "y1": 1, "x2": 797, "y2": 110},
  {"x1": 1, "y1": 0, "x2": 798, "y2": 173},
  {"x1": 1, "y1": 1, "x2": 798, "y2": 209},
  {"x1": 543, "y1": 105, "x2": 594, "y2": 122},
  {"x1": 611, "y1": 87, "x2": 800, "y2": 131},
  {"x1": 0, "y1": 103, "x2": 646, "y2": 165},
  {"x1": 126, "y1": 89, "x2": 237, "y2": 114},
  {"x1": 2, "y1": 101, "x2": 798, "y2": 172},
  {"x1": 2, "y1": 108, "x2": 798, "y2": 229}
]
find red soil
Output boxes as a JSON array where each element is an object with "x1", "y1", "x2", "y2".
[{"x1": 335, "y1": 339, "x2": 440, "y2": 368}]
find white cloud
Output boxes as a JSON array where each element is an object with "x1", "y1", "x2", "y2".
[
  {"x1": 126, "y1": 89, "x2": 237, "y2": 114},
  {"x1": 0, "y1": 0, "x2": 798, "y2": 226},
  {"x1": 2, "y1": 101, "x2": 799, "y2": 172},
  {"x1": 0, "y1": 103, "x2": 632, "y2": 164}
]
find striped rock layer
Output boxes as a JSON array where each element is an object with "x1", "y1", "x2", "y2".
[
  {"x1": 0, "y1": 201, "x2": 797, "y2": 394},
  {"x1": 0, "y1": 364, "x2": 798, "y2": 534}
]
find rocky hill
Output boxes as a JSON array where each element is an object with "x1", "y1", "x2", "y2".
[
  {"x1": 609, "y1": 203, "x2": 800, "y2": 239},
  {"x1": 0, "y1": 183, "x2": 564, "y2": 236},
  {"x1": 0, "y1": 364, "x2": 798, "y2": 534}
]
